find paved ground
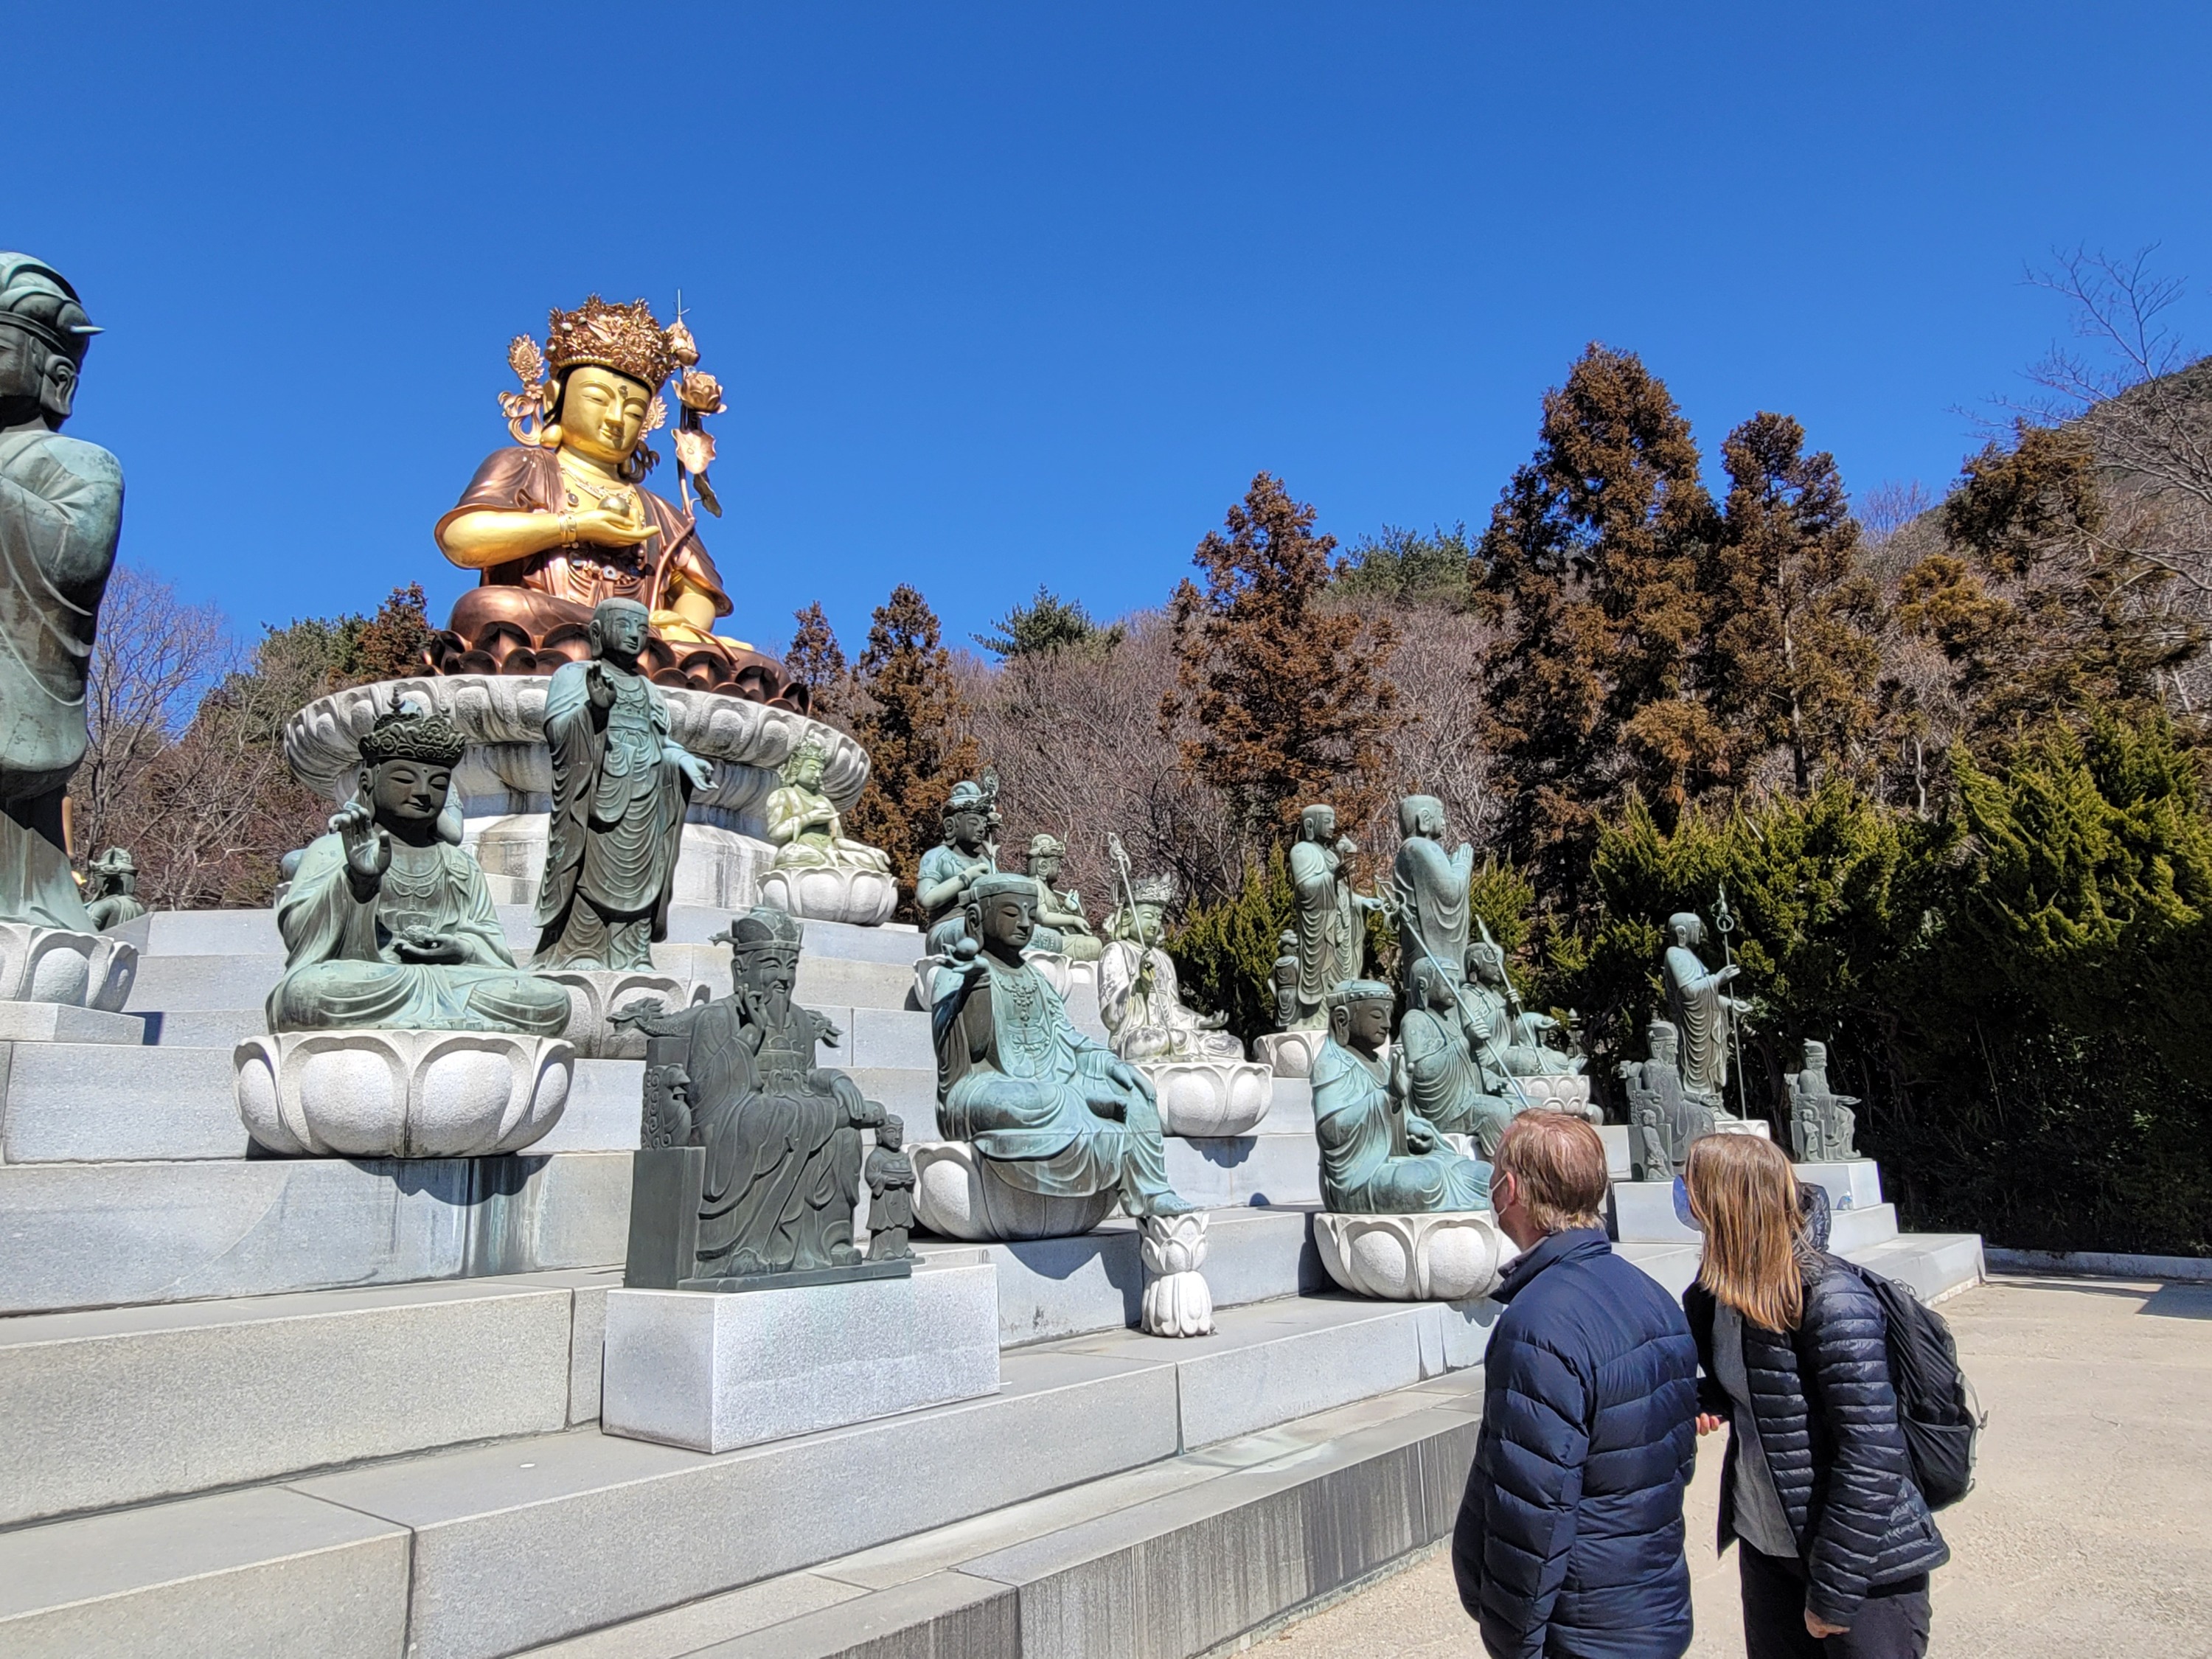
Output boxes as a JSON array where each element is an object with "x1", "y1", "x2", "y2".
[{"x1": 1251, "y1": 1273, "x2": 2212, "y2": 1658}]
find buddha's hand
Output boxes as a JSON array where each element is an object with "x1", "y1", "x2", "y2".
[
  {"x1": 574, "y1": 503, "x2": 655, "y2": 548},
  {"x1": 394, "y1": 931, "x2": 466, "y2": 965},
  {"x1": 583, "y1": 661, "x2": 617, "y2": 712},
  {"x1": 331, "y1": 800, "x2": 391, "y2": 897},
  {"x1": 677, "y1": 751, "x2": 714, "y2": 790}
]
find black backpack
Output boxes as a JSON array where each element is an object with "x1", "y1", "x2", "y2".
[{"x1": 1849, "y1": 1264, "x2": 1985, "y2": 1510}]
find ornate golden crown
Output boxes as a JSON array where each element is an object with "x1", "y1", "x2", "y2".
[{"x1": 544, "y1": 295, "x2": 680, "y2": 390}]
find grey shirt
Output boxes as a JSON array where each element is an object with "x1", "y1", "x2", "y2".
[{"x1": 1713, "y1": 1302, "x2": 1800, "y2": 1559}]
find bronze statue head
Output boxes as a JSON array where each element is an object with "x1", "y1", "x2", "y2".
[
  {"x1": 1410, "y1": 956, "x2": 1456, "y2": 1012},
  {"x1": 719, "y1": 907, "x2": 804, "y2": 1025},
  {"x1": 357, "y1": 707, "x2": 465, "y2": 843},
  {"x1": 1299, "y1": 804, "x2": 1336, "y2": 843},
  {"x1": 964, "y1": 873, "x2": 1037, "y2": 961},
  {"x1": 1326, "y1": 979, "x2": 1394, "y2": 1054},
  {"x1": 1023, "y1": 833, "x2": 1065, "y2": 882},
  {"x1": 1667, "y1": 912, "x2": 1705, "y2": 949},
  {"x1": 1647, "y1": 1019, "x2": 1680, "y2": 1065},
  {"x1": 86, "y1": 846, "x2": 138, "y2": 898},
  {"x1": 1398, "y1": 794, "x2": 1444, "y2": 840},
  {"x1": 1800, "y1": 1038, "x2": 1828, "y2": 1071},
  {"x1": 589, "y1": 598, "x2": 651, "y2": 668},
  {"x1": 876, "y1": 1113, "x2": 905, "y2": 1152},
  {"x1": 0, "y1": 254, "x2": 98, "y2": 430},
  {"x1": 942, "y1": 777, "x2": 998, "y2": 852},
  {"x1": 1467, "y1": 942, "x2": 1506, "y2": 987},
  {"x1": 780, "y1": 733, "x2": 832, "y2": 793}
]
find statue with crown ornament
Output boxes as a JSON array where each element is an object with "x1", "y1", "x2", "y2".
[
  {"x1": 758, "y1": 731, "x2": 896, "y2": 926},
  {"x1": 0, "y1": 253, "x2": 139, "y2": 1032}
]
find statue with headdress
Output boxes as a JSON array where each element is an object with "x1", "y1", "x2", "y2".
[
  {"x1": 915, "y1": 774, "x2": 1000, "y2": 958},
  {"x1": 1286, "y1": 804, "x2": 1380, "y2": 1029},
  {"x1": 1096, "y1": 869, "x2": 1242, "y2": 1064},
  {"x1": 762, "y1": 732, "x2": 890, "y2": 878},
  {"x1": 1393, "y1": 956, "x2": 1518, "y2": 1157},
  {"x1": 1617, "y1": 1019, "x2": 1717, "y2": 1182},
  {"x1": 1312, "y1": 980, "x2": 1492, "y2": 1214},
  {"x1": 0, "y1": 254, "x2": 122, "y2": 935},
  {"x1": 429, "y1": 294, "x2": 804, "y2": 705},
  {"x1": 1464, "y1": 925, "x2": 1582, "y2": 1079},
  {"x1": 1020, "y1": 833, "x2": 1099, "y2": 962},
  {"x1": 267, "y1": 705, "x2": 571, "y2": 1035},
  {"x1": 1787, "y1": 1038, "x2": 1860, "y2": 1163},
  {"x1": 534, "y1": 598, "x2": 712, "y2": 971},
  {"x1": 83, "y1": 848, "x2": 147, "y2": 931}
]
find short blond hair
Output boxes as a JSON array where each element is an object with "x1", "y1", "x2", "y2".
[{"x1": 1495, "y1": 1112, "x2": 1608, "y2": 1233}]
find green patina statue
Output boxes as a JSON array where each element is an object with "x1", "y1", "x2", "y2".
[
  {"x1": 762, "y1": 731, "x2": 890, "y2": 877},
  {"x1": 0, "y1": 255, "x2": 122, "y2": 933},
  {"x1": 1618, "y1": 1019, "x2": 1717, "y2": 1182},
  {"x1": 1393, "y1": 956, "x2": 1517, "y2": 1156},
  {"x1": 1464, "y1": 931, "x2": 1582, "y2": 1078},
  {"x1": 932, "y1": 873, "x2": 1193, "y2": 1219},
  {"x1": 1020, "y1": 833, "x2": 1100, "y2": 962},
  {"x1": 916, "y1": 776, "x2": 999, "y2": 958},
  {"x1": 270, "y1": 706, "x2": 570, "y2": 1035},
  {"x1": 1787, "y1": 1039, "x2": 1860, "y2": 1163},
  {"x1": 83, "y1": 847, "x2": 148, "y2": 931},
  {"x1": 1313, "y1": 979, "x2": 1491, "y2": 1214},
  {"x1": 1287, "y1": 804, "x2": 1380, "y2": 1030},
  {"x1": 1662, "y1": 911, "x2": 1750, "y2": 1108},
  {"x1": 1096, "y1": 871, "x2": 1242, "y2": 1063},
  {"x1": 1388, "y1": 795, "x2": 1473, "y2": 1001}
]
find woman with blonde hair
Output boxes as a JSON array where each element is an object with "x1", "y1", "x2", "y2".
[{"x1": 1680, "y1": 1133, "x2": 1947, "y2": 1658}]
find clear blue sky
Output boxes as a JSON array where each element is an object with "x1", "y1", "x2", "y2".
[{"x1": 13, "y1": 3, "x2": 2211, "y2": 658}]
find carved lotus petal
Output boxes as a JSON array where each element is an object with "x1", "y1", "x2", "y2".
[
  {"x1": 1141, "y1": 1060, "x2": 1274, "y2": 1138},
  {"x1": 908, "y1": 1140, "x2": 1119, "y2": 1242},
  {"x1": 1313, "y1": 1211, "x2": 1513, "y2": 1302},
  {"x1": 0, "y1": 924, "x2": 138, "y2": 1009},
  {"x1": 233, "y1": 1029, "x2": 574, "y2": 1158},
  {"x1": 759, "y1": 866, "x2": 897, "y2": 926}
]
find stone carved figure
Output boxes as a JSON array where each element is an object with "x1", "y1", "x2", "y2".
[
  {"x1": 916, "y1": 775, "x2": 1000, "y2": 957},
  {"x1": 0, "y1": 255, "x2": 122, "y2": 933},
  {"x1": 1464, "y1": 933, "x2": 1582, "y2": 1078},
  {"x1": 268, "y1": 706, "x2": 571, "y2": 1036},
  {"x1": 628, "y1": 908, "x2": 887, "y2": 1279},
  {"x1": 1787, "y1": 1039, "x2": 1860, "y2": 1162},
  {"x1": 1287, "y1": 804, "x2": 1379, "y2": 1029},
  {"x1": 864, "y1": 1115, "x2": 917, "y2": 1262},
  {"x1": 83, "y1": 847, "x2": 147, "y2": 931},
  {"x1": 1617, "y1": 1020, "x2": 1717, "y2": 1182},
  {"x1": 1271, "y1": 930, "x2": 1301, "y2": 1029},
  {"x1": 932, "y1": 874, "x2": 1194, "y2": 1219},
  {"x1": 535, "y1": 599, "x2": 712, "y2": 970},
  {"x1": 1393, "y1": 957, "x2": 1517, "y2": 1155},
  {"x1": 1022, "y1": 834, "x2": 1101, "y2": 962},
  {"x1": 1096, "y1": 872, "x2": 1243, "y2": 1063},
  {"x1": 762, "y1": 731, "x2": 890, "y2": 877},
  {"x1": 1389, "y1": 795, "x2": 1475, "y2": 999},
  {"x1": 1313, "y1": 981, "x2": 1492, "y2": 1212},
  {"x1": 1662, "y1": 912, "x2": 1750, "y2": 1109}
]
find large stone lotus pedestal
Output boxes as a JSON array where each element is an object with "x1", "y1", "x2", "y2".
[
  {"x1": 1315, "y1": 1212, "x2": 1515, "y2": 1301},
  {"x1": 539, "y1": 970, "x2": 711, "y2": 1060},
  {"x1": 1141, "y1": 1060, "x2": 1274, "y2": 1138},
  {"x1": 1139, "y1": 1211, "x2": 1214, "y2": 1337},
  {"x1": 232, "y1": 1029, "x2": 574, "y2": 1158},
  {"x1": 1253, "y1": 1029, "x2": 1325, "y2": 1079},
  {"x1": 0, "y1": 922, "x2": 140, "y2": 1043},
  {"x1": 910, "y1": 1141, "x2": 1120, "y2": 1241},
  {"x1": 600, "y1": 1262, "x2": 1001, "y2": 1453},
  {"x1": 759, "y1": 863, "x2": 897, "y2": 927},
  {"x1": 1513, "y1": 1074, "x2": 1601, "y2": 1121}
]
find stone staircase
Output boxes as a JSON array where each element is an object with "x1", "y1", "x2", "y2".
[{"x1": 0, "y1": 903, "x2": 1983, "y2": 1657}]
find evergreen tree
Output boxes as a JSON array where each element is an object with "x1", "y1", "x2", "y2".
[
  {"x1": 843, "y1": 585, "x2": 979, "y2": 914},
  {"x1": 1165, "y1": 472, "x2": 1399, "y2": 847},
  {"x1": 783, "y1": 601, "x2": 849, "y2": 722},
  {"x1": 974, "y1": 586, "x2": 1122, "y2": 659}
]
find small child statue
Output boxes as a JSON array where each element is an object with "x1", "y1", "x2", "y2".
[{"x1": 864, "y1": 1114, "x2": 917, "y2": 1262}]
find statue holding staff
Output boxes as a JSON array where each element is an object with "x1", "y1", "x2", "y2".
[{"x1": 1660, "y1": 911, "x2": 1752, "y2": 1110}]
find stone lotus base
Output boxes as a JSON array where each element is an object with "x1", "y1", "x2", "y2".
[
  {"x1": 0, "y1": 922, "x2": 137, "y2": 1010},
  {"x1": 538, "y1": 970, "x2": 711, "y2": 1060},
  {"x1": 1141, "y1": 1059, "x2": 1274, "y2": 1138},
  {"x1": 1253, "y1": 1029, "x2": 1325, "y2": 1079},
  {"x1": 910, "y1": 1140, "x2": 1121, "y2": 1242},
  {"x1": 1512, "y1": 1073, "x2": 1600, "y2": 1121},
  {"x1": 1314, "y1": 1211, "x2": 1516, "y2": 1302},
  {"x1": 233, "y1": 1029, "x2": 574, "y2": 1158},
  {"x1": 759, "y1": 862, "x2": 897, "y2": 927},
  {"x1": 1138, "y1": 1211, "x2": 1214, "y2": 1337}
]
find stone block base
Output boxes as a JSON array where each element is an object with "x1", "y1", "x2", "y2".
[
  {"x1": 1794, "y1": 1158, "x2": 1883, "y2": 1212},
  {"x1": 0, "y1": 1001, "x2": 145, "y2": 1045},
  {"x1": 599, "y1": 1262, "x2": 1001, "y2": 1453},
  {"x1": 233, "y1": 1029, "x2": 574, "y2": 1158},
  {"x1": 759, "y1": 863, "x2": 897, "y2": 927},
  {"x1": 1315, "y1": 1211, "x2": 1514, "y2": 1301},
  {"x1": 1253, "y1": 1029, "x2": 1324, "y2": 1079},
  {"x1": 910, "y1": 1141, "x2": 1120, "y2": 1241},
  {"x1": 0, "y1": 922, "x2": 136, "y2": 1010},
  {"x1": 540, "y1": 969, "x2": 709, "y2": 1059}
]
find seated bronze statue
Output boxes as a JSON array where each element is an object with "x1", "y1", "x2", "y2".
[
  {"x1": 428, "y1": 295, "x2": 804, "y2": 708},
  {"x1": 1313, "y1": 980, "x2": 1491, "y2": 1214}
]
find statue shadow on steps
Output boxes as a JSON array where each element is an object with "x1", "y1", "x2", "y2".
[{"x1": 1001, "y1": 1225, "x2": 1150, "y2": 1327}]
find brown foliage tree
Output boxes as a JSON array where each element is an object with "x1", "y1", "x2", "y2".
[
  {"x1": 1165, "y1": 473, "x2": 1399, "y2": 850},
  {"x1": 783, "y1": 601, "x2": 850, "y2": 726}
]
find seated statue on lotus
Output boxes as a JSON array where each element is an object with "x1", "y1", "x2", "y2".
[
  {"x1": 1096, "y1": 871, "x2": 1243, "y2": 1064},
  {"x1": 1020, "y1": 834, "x2": 1100, "y2": 962},
  {"x1": 267, "y1": 706, "x2": 570, "y2": 1037},
  {"x1": 1313, "y1": 980, "x2": 1491, "y2": 1214},
  {"x1": 932, "y1": 874, "x2": 1193, "y2": 1220},
  {"x1": 82, "y1": 847, "x2": 148, "y2": 931},
  {"x1": 1464, "y1": 933, "x2": 1583, "y2": 1077},
  {"x1": 762, "y1": 733, "x2": 890, "y2": 878},
  {"x1": 1393, "y1": 956, "x2": 1518, "y2": 1157}
]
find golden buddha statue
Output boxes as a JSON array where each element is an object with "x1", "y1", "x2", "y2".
[{"x1": 428, "y1": 296, "x2": 805, "y2": 708}]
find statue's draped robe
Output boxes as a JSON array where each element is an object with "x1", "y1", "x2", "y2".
[
  {"x1": 763, "y1": 783, "x2": 888, "y2": 872},
  {"x1": 1395, "y1": 1005, "x2": 1515, "y2": 1154},
  {"x1": 680, "y1": 996, "x2": 868, "y2": 1274},
  {"x1": 917, "y1": 842, "x2": 994, "y2": 957},
  {"x1": 1622, "y1": 1057, "x2": 1713, "y2": 1179},
  {"x1": 933, "y1": 956, "x2": 1179, "y2": 1213},
  {"x1": 1289, "y1": 840, "x2": 1360, "y2": 1023},
  {"x1": 1663, "y1": 945, "x2": 1734, "y2": 1100},
  {"x1": 268, "y1": 833, "x2": 570, "y2": 1034},
  {"x1": 0, "y1": 429, "x2": 122, "y2": 931},
  {"x1": 1462, "y1": 978, "x2": 1574, "y2": 1077},
  {"x1": 1312, "y1": 1037, "x2": 1490, "y2": 1213},
  {"x1": 1390, "y1": 836, "x2": 1472, "y2": 995},
  {"x1": 1096, "y1": 938, "x2": 1244, "y2": 1063},
  {"x1": 538, "y1": 659, "x2": 690, "y2": 969},
  {"x1": 1787, "y1": 1065, "x2": 1857, "y2": 1161}
]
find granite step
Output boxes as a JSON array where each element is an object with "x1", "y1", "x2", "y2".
[
  {"x1": 1618, "y1": 1229, "x2": 1986, "y2": 1303},
  {"x1": 0, "y1": 1294, "x2": 1493, "y2": 1659}
]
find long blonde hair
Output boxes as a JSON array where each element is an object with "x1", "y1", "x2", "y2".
[{"x1": 1686, "y1": 1133, "x2": 1810, "y2": 1332}]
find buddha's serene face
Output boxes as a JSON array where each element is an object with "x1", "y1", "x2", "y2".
[
  {"x1": 370, "y1": 761, "x2": 451, "y2": 827},
  {"x1": 947, "y1": 809, "x2": 987, "y2": 851},
  {"x1": 1131, "y1": 900, "x2": 1164, "y2": 937},
  {"x1": 1029, "y1": 850, "x2": 1062, "y2": 884},
  {"x1": 791, "y1": 751, "x2": 826, "y2": 792},
  {"x1": 594, "y1": 605, "x2": 650, "y2": 662},
  {"x1": 1304, "y1": 807, "x2": 1336, "y2": 843},
  {"x1": 559, "y1": 366, "x2": 653, "y2": 465},
  {"x1": 974, "y1": 892, "x2": 1035, "y2": 955},
  {"x1": 1344, "y1": 997, "x2": 1391, "y2": 1052},
  {"x1": 1470, "y1": 947, "x2": 1505, "y2": 987}
]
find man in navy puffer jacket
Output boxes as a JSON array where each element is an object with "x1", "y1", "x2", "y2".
[{"x1": 1454, "y1": 1113, "x2": 1701, "y2": 1659}]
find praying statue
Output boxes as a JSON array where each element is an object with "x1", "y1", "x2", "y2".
[
  {"x1": 1021, "y1": 834, "x2": 1100, "y2": 962},
  {"x1": 267, "y1": 706, "x2": 571, "y2": 1036},
  {"x1": 1787, "y1": 1039, "x2": 1861, "y2": 1163},
  {"x1": 1096, "y1": 872, "x2": 1243, "y2": 1063},
  {"x1": 1464, "y1": 933, "x2": 1582, "y2": 1078},
  {"x1": 1313, "y1": 981, "x2": 1492, "y2": 1213},
  {"x1": 762, "y1": 732, "x2": 890, "y2": 877},
  {"x1": 932, "y1": 874, "x2": 1194, "y2": 1220},
  {"x1": 1661, "y1": 911, "x2": 1751, "y2": 1109},
  {"x1": 916, "y1": 776, "x2": 1000, "y2": 957},
  {"x1": 1617, "y1": 1020, "x2": 1716, "y2": 1183},
  {"x1": 0, "y1": 254, "x2": 122, "y2": 933},
  {"x1": 535, "y1": 599, "x2": 712, "y2": 970},
  {"x1": 1389, "y1": 795, "x2": 1474, "y2": 999},
  {"x1": 1393, "y1": 957, "x2": 1517, "y2": 1156},
  {"x1": 1287, "y1": 804, "x2": 1379, "y2": 1029},
  {"x1": 83, "y1": 848, "x2": 147, "y2": 931}
]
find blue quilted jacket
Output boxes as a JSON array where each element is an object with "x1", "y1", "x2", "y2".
[{"x1": 1453, "y1": 1228, "x2": 1701, "y2": 1659}]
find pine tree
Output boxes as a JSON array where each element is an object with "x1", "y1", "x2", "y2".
[
  {"x1": 783, "y1": 601, "x2": 849, "y2": 723},
  {"x1": 973, "y1": 586, "x2": 1123, "y2": 659},
  {"x1": 842, "y1": 585, "x2": 979, "y2": 913},
  {"x1": 1164, "y1": 472, "x2": 1399, "y2": 847}
]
